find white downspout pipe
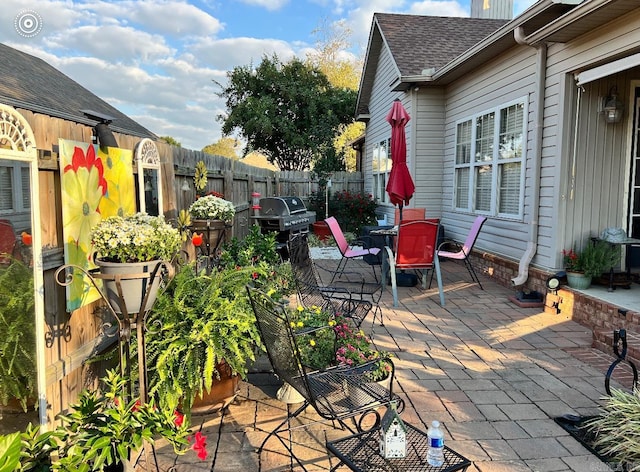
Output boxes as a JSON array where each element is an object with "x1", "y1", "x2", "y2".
[{"x1": 511, "y1": 28, "x2": 546, "y2": 286}]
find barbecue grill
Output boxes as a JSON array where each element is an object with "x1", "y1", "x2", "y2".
[{"x1": 253, "y1": 197, "x2": 316, "y2": 258}]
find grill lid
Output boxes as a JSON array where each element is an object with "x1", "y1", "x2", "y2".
[{"x1": 260, "y1": 197, "x2": 307, "y2": 216}]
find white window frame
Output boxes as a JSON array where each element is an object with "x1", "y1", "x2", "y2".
[
  {"x1": 453, "y1": 97, "x2": 527, "y2": 219},
  {"x1": 372, "y1": 138, "x2": 391, "y2": 203}
]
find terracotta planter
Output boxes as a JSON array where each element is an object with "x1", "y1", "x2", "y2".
[
  {"x1": 95, "y1": 259, "x2": 162, "y2": 314},
  {"x1": 312, "y1": 221, "x2": 331, "y2": 241},
  {"x1": 566, "y1": 271, "x2": 592, "y2": 290},
  {"x1": 191, "y1": 361, "x2": 240, "y2": 414}
]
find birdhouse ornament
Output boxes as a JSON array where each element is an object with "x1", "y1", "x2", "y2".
[{"x1": 379, "y1": 402, "x2": 407, "y2": 458}]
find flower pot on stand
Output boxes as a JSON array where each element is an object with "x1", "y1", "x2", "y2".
[
  {"x1": 566, "y1": 271, "x2": 592, "y2": 290},
  {"x1": 95, "y1": 259, "x2": 163, "y2": 314}
]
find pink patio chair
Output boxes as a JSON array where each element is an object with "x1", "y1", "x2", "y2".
[
  {"x1": 382, "y1": 219, "x2": 444, "y2": 307},
  {"x1": 325, "y1": 216, "x2": 381, "y2": 283},
  {"x1": 431, "y1": 215, "x2": 487, "y2": 289}
]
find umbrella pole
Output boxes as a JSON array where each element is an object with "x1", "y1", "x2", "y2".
[{"x1": 398, "y1": 204, "x2": 403, "y2": 223}]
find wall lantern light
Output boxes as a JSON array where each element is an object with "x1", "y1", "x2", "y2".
[
  {"x1": 81, "y1": 109, "x2": 119, "y2": 148},
  {"x1": 603, "y1": 86, "x2": 624, "y2": 124}
]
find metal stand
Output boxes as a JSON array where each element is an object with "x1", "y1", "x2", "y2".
[
  {"x1": 605, "y1": 328, "x2": 638, "y2": 395},
  {"x1": 189, "y1": 220, "x2": 230, "y2": 273},
  {"x1": 55, "y1": 261, "x2": 174, "y2": 471}
]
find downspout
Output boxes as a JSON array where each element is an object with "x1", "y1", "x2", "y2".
[{"x1": 511, "y1": 27, "x2": 546, "y2": 286}]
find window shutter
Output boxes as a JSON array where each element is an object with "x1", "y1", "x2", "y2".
[{"x1": 0, "y1": 166, "x2": 13, "y2": 211}]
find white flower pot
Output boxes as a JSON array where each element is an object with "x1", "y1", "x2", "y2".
[{"x1": 95, "y1": 259, "x2": 162, "y2": 314}]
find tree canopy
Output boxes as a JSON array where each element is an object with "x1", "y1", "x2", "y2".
[
  {"x1": 202, "y1": 137, "x2": 239, "y2": 159},
  {"x1": 216, "y1": 55, "x2": 357, "y2": 171}
]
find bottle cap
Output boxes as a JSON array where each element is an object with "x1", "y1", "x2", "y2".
[{"x1": 432, "y1": 420, "x2": 440, "y2": 427}]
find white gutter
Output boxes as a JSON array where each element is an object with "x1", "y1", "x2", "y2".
[{"x1": 511, "y1": 28, "x2": 547, "y2": 286}]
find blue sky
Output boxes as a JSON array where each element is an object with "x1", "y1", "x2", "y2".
[{"x1": 1, "y1": 0, "x2": 537, "y2": 150}]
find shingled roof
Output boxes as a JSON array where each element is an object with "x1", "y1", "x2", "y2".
[
  {"x1": 376, "y1": 13, "x2": 510, "y2": 77},
  {"x1": 357, "y1": 13, "x2": 509, "y2": 116},
  {"x1": 0, "y1": 43, "x2": 155, "y2": 139}
]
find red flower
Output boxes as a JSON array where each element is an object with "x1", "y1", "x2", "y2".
[
  {"x1": 192, "y1": 232, "x2": 203, "y2": 247},
  {"x1": 21, "y1": 232, "x2": 32, "y2": 246},
  {"x1": 174, "y1": 410, "x2": 184, "y2": 427},
  {"x1": 190, "y1": 431, "x2": 208, "y2": 460},
  {"x1": 252, "y1": 272, "x2": 259, "y2": 280},
  {"x1": 64, "y1": 145, "x2": 107, "y2": 195}
]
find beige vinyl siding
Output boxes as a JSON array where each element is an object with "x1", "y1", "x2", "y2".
[
  {"x1": 363, "y1": 44, "x2": 407, "y2": 219},
  {"x1": 413, "y1": 88, "x2": 445, "y2": 218},
  {"x1": 442, "y1": 45, "x2": 536, "y2": 262},
  {"x1": 542, "y1": 7, "x2": 640, "y2": 270}
]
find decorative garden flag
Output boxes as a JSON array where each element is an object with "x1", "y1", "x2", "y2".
[{"x1": 58, "y1": 139, "x2": 135, "y2": 311}]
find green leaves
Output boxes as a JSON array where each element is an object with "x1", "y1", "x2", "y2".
[
  {"x1": 217, "y1": 54, "x2": 357, "y2": 171},
  {"x1": 0, "y1": 432, "x2": 21, "y2": 472}
]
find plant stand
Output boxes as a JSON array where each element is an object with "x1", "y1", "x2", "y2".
[
  {"x1": 189, "y1": 219, "x2": 231, "y2": 273},
  {"x1": 55, "y1": 261, "x2": 175, "y2": 471}
]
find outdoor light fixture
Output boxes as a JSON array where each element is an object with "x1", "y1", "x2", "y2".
[
  {"x1": 81, "y1": 109, "x2": 119, "y2": 149},
  {"x1": 603, "y1": 86, "x2": 623, "y2": 124}
]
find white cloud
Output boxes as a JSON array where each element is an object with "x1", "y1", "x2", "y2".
[
  {"x1": 409, "y1": 1, "x2": 469, "y2": 17},
  {"x1": 238, "y1": 0, "x2": 290, "y2": 11}
]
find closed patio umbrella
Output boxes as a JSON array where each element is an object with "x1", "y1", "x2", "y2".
[{"x1": 385, "y1": 99, "x2": 415, "y2": 222}]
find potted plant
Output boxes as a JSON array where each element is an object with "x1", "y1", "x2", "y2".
[
  {"x1": 145, "y1": 263, "x2": 268, "y2": 416},
  {"x1": 188, "y1": 193, "x2": 236, "y2": 252},
  {"x1": 563, "y1": 240, "x2": 621, "y2": 289},
  {"x1": 90, "y1": 212, "x2": 181, "y2": 314},
  {"x1": 0, "y1": 257, "x2": 37, "y2": 413},
  {"x1": 0, "y1": 371, "x2": 207, "y2": 472}
]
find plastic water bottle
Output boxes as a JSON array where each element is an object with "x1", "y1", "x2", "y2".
[{"x1": 427, "y1": 420, "x2": 445, "y2": 466}]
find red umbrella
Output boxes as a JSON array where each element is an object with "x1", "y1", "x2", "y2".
[{"x1": 385, "y1": 99, "x2": 415, "y2": 222}]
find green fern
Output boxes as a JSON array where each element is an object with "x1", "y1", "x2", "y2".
[
  {"x1": 146, "y1": 263, "x2": 267, "y2": 416},
  {"x1": 0, "y1": 258, "x2": 36, "y2": 411}
]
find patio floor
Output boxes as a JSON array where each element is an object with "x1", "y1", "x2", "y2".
[{"x1": 147, "y1": 256, "x2": 636, "y2": 472}]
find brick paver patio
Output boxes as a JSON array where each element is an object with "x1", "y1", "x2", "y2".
[{"x1": 147, "y1": 257, "x2": 634, "y2": 472}]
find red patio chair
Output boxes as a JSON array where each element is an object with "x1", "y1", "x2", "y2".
[
  {"x1": 383, "y1": 219, "x2": 444, "y2": 307},
  {"x1": 0, "y1": 219, "x2": 18, "y2": 264},
  {"x1": 393, "y1": 207, "x2": 426, "y2": 225},
  {"x1": 325, "y1": 216, "x2": 380, "y2": 283},
  {"x1": 432, "y1": 215, "x2": 487, "y2": 289}
]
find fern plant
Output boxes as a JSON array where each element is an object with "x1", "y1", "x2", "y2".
[
  {"x1": 146, "y1": 263, "x2": 266, "y2": 417},
  {"x1": 0, "y1": 258, "x2": 37, "y2": 411}
]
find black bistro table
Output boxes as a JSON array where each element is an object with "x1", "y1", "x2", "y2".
[{"x1": 326, "y1": 421, "x2": 471, "y2": 472}]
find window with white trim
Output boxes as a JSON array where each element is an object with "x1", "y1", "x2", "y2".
[
  {"x1": 372, "y1": 139, "x2": 391, "y2": 203},
  {"x1": 454, "y1": 99, "x2": 526, "y2": 217},
  {"x1": 0, "y1": 160, "x2": 30, "y2": 214}
]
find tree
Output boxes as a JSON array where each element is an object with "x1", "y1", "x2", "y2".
[
  {"x1": 306, "y1": 19, "x2": 365, "y2": 172},
  {"x1": 160, "y1": 136, "x2": 181, "y2": 147},
  {"x1": 216, "y1": 55, "x2": 357, "y2": 171},
  {"x1": 202, "y1": 137, "x2": 239, "y2": 159}
]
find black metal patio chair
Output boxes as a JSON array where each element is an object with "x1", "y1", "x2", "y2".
[
  {"x1": 288, "y1": 233, "x2": 383, "y2": 328},
  {"x1": 246, "y1": 286, "x2": 403, "y2": 472}
]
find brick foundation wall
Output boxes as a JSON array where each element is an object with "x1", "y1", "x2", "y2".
[{"x1": 471, "y1": 249, "x2": 640, "y2": 363}]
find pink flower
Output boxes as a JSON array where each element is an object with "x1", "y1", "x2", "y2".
[
  {"x1": 174, "y1": 410, "x2": 184, "y2": 427},
  {"x1": 190, "y1": 431, "x2": 208, "y2": 460}
]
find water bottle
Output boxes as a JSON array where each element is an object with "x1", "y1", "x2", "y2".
[{"x1": 427, "y1": 420, "x2": 445, "y2": 466}]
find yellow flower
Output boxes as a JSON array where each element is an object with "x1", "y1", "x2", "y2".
[
  {"x1": 290, "y1": 322, "x2": 295, "y2": 328},
  {"x1": 297, "y1": 306, "x2": 304, "y2": 312},
  {"x1": 329, "y1": 320, "x2": 336, "y2": 327},
  {"x1": 297, "y1": 321, "x2": 304, "y2": 328},
  {"x1": 309, "y1": 339, "x2": 316, "y2": 347}
]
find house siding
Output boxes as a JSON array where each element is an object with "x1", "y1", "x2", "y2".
[
  {"x1": 413, "y1": 88, "x2": 445, "y2": 218},
  {"x1": 363, "y1": 43, "x2": 406, "y2": 220},
  {"x1": 543, "y1": 6, "x2": 640, "y2": 270},
  {"x1": 441, "y1": 45, "x2": 537, "y2": 263}
]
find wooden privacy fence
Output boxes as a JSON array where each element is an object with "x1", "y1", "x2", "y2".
[{"x1": 162, "y1": 142, "x2": 364, "y2": 240}]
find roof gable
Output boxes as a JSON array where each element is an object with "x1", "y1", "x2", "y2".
[
  {"x1": 377, "y1": 14, "x2": 509, "y2": 77},
  {"x1": 0, "y1": 43, "x2": 154, "y2": 139}
]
